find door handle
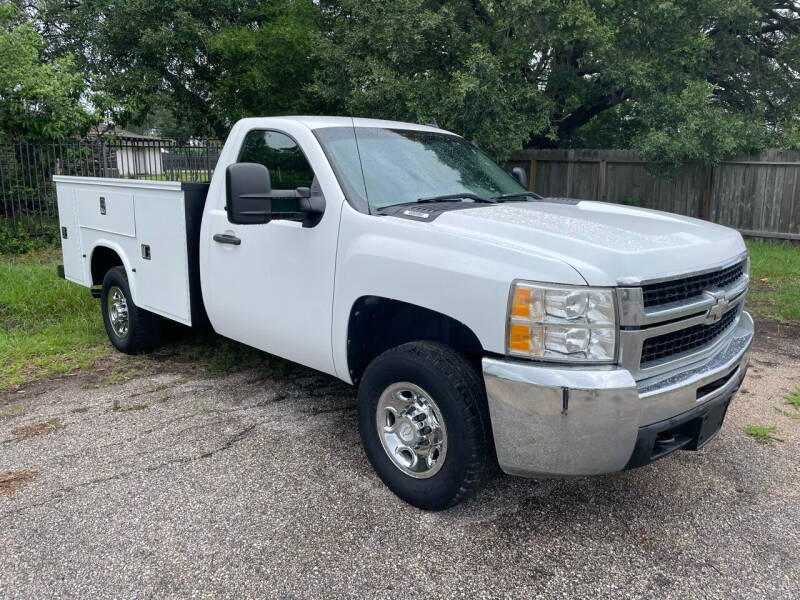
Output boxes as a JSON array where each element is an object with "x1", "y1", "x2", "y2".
[{"x1": 213, "y1": 233, "x2": 241, "y2": 246}]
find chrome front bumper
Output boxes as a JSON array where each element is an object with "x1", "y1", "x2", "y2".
[{"x1": 482, "y1": 311, "x2": 754, "y2": 478}]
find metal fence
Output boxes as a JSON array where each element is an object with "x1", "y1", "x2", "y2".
[
  {"x1": 6, "y1": 139, "x2": 800, "y2": 241},
  {"x1": 509, "y1": 148, "x2": 800, "y2": 241},
  {"x1": 0, "y1": 139, "x2": 222, "y2": 235}
]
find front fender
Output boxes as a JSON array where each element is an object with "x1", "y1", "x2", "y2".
[{"x1": 331, "y1": 205, "x2": 585, "y2": 382}]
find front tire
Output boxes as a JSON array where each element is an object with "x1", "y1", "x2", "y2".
[
  {"x1": 101, "y1": 266, "x2": 162, "y2": 354},
  {"x1": 357, "y1": 341, "x2": 493, "y2": 510}
]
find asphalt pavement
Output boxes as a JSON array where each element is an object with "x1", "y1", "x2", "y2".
[{"x1": 1, "y1": 322, "x2": 799, "y2": 599}]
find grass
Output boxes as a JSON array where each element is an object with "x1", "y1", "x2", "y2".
[
  {"x1": 774, "y1": 406, "x2": 800, "y2": 421},
  {"x1": 745, "y1": 240, "x2": 800, "y2": 324},
  {"x1": 774, "y1": 388, "x2": 800, "y2": 421},
  {"x1": 783, "y1": 388, "x2": 800, "y2": 410},
  {"x1": 745, "y1": 425, "x2": 784, "y2": 444},
  {"x1": 0, "y1": 248, "x2": 284, "y2": 391},
  {"x1": 0, "y1": 403, "x2": 21, "y2": 419},
  {"x1": 0, "y1": 249, "x2": 108, "y2": 391}
]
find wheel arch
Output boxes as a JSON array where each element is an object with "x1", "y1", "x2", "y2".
[
  {"x1": 345, "y1": 296, "x2": 484, "y2": 385},
  {"x1": 88, "y1": 241, "x2": 139, "y2": 304}
]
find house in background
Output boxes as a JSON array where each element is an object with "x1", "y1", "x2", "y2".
[{"x1": 87, "y1": 126, "x2": 173, "y2": 177}]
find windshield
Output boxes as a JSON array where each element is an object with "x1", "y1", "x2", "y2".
[{"x1": 314, "y1": 127, "x2": 528, "y2": 210}]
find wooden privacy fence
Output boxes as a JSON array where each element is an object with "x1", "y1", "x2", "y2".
[{"x1": 508, "y1": 149, "x2": 800, "y2": 241}]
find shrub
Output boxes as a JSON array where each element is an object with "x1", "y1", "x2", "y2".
[{"x1": 0, "y1": 218, "x2": 60, "y2": 254}]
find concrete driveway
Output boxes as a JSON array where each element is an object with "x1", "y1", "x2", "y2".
[{"x1": 1, "y1": 320, "x2": 799, "y2": 599}]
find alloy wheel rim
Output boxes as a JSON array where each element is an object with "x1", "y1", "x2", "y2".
[
  {"x1": 107, "y1": 285, "x2": 130, "y2": 339},
  {"x1": 376, "y1": 382, "x2": 448, "y2": 479}
]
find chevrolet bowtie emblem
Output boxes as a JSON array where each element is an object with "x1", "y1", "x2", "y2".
[{"x1": 704, "y1": 291, "x2": 730, "y2": 323}]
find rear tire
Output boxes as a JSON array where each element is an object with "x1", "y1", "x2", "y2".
[
  {"x1": 101, "y1": 266, "x2": 162, "y2": 354},
  {"x1": 357, "y1": 341, "x2": 493, "y2": 510}
]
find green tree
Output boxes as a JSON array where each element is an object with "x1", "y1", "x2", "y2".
[
  {"x1": 36, "y1": 1, "x2": 800, "y2": 165},
  {"x1": 124, "y1": 107, "x2": 203, "y2": 144},
  {"x1": 312, "y1": 1, "x2": 800, "y2": 163},
  {"x1": 0, "y1": 3, "x2": 92, "y2": 139},
  {"x1": 310, "y1": 1, "x2": 552, "y2": 159},
  {"x1": 41, "y1": 0, "x2": 320, "y2": 139}
]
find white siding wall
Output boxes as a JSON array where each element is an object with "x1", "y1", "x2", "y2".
[{"x1": 115, "y1": 145, "x2": 163, "y2": 176}]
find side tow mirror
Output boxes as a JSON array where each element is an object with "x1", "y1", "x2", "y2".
[
  {"x1": 226, "y1": 162, "x2": 273, "y2": 224},
  {"x1": 511, "y1": 166, "x2": 529, "y2": 189},
  {"x1": 226, "y1": 162, "x2": 326, "y2": 227}
]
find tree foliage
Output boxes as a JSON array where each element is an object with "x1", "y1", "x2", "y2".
[
  {"x1": 309, "y1": 1, "x2": 552, "y2": 159},
  {"x1": 312, "y1": 1, "x2": 800, "y2": 163},
  {"x1": 0, "y1": 3, "x2": 91, "y2": 139},
  {"x1": 40, "y1": 0, "x2": 319, "y2": 139},
  {"x1": 31, "y1": 1, "x2": 800, "y2": 164}
]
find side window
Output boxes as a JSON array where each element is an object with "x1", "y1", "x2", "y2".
[{"x1": 238, "y1": 130, "x2": 315, "y2": 190}]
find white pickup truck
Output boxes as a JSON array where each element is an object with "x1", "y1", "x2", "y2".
[{"x1": 55, "y1": 116, "x2": 753, "y2": 510}]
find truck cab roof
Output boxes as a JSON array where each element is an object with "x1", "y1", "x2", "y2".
[{"x1": 233, "y1": 115, "x2": 453, "y2": 135}]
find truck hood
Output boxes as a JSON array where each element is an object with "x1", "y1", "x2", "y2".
[{"x1": 434, "y1": 200, "x2": 746, "y2": 286}]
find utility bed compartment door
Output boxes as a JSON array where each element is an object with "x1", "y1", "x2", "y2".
[
  {"x1": 133, "y1": 194, "x2": 192, "y2": 324},
  {"x1": 77, "y1": 189, "x2": 136, "y2": 237},
  {"x1": 55, "y1": 185, "x2": 85, "y2": 283}
]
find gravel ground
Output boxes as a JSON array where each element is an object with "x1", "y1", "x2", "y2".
[{"x1": 1, "y1": 319, "x2": 799, "y2": 599}]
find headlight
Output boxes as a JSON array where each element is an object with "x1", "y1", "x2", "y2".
[{"x1": 507, "y1": 282, "x2": 617, "y2": 363}]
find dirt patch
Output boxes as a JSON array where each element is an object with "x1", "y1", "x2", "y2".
[
  {"x1": 11, "y1": 418, "x2": 60, "y2": 440},
  {"x1": 81, "y1": 357, "x2": 156, "y2": 389},
  {"x1": 0, "y1": 403, "x2": 22, "y2": 419},
  {"x1": 113, "y1": 403, "x2": 149, "y2": 412},
  {"x1": 0, "y1": 468, "x2": 39, "y2": 496},
  {"x1": 126, "y1": 378, "x2": 187, "y2": 399},
  {"x1": 752, "y1": 316, "x2": 800, "y2": 359}
]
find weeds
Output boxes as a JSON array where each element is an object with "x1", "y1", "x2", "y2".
[
  {"x1": 773, "y1": 406, "x2": 800, "y2": 421},
  {"x1": 106, "y1": 368, "x2": 140, "y2": 386},
  {"x1": 782, "y1": 388, "x2": 800, "y2": 410},
  {"x1": 0, "y1": 218, "x2": 60, "y2": 255},
  {"x1": 745, "y1": 425, "x2": 784, "y2": 444},
  {"x1": 0, "y1": 404, "x2": 21, "y2": 419},
  {"x1": 774, "y1": 388, "x2": 800, "y2": 422},
  {"x1": 11, "y1": 418, "x2": 60, "y2": 440}
]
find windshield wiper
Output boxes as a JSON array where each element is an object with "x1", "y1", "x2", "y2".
[
  {"x1": 415, "y1": 193, "x2": 496, "y2": 204},
  {"x1": 377, "y1": 193, "x2": 497, "y2": 213},
  {"x1": 490, "y1": 192, "x2": 542, "y2": 202}
]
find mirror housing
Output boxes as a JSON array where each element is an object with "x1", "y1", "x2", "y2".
[
  {"x1": 226, "y1": 163, "x2": 274, "y2": 224},
  {"x1": 511, "y1": 166, "x2": 529, "y2": 189},
  {"x1": 226, "y1": 163, "x2": 325, "y2": 227},
  {"x1": 295, "y1": 184, "x2": 326, "y2": 228}
]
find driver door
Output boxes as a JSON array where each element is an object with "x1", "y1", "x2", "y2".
[{"x1": 203, "y1": 127, "x2": 340, "y2": 376}]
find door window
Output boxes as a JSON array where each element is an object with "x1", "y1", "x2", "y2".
[{"x1": 238, "y1": 130, "x2": 315, "y2": 190}]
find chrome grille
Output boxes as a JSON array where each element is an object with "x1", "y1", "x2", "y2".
[
  {"x1": 617, "y1": 253, "x2": 749, "y2": 379},
  {"x1": 641, "y1": 261, "x2": 745, "y2": 308},
  {"x1": 640, "y1": 308, "x2": 738, "y2": 367}
]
